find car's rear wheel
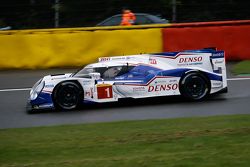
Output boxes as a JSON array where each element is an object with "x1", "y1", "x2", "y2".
[
  {"x1": 53, "y1": 81, "x2": 83, "y2": 110},
  {"x1": 180, "y1": 72, "x2": 210, "y2": 100}
]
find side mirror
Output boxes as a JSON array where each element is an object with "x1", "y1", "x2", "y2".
[{"x1": 89, "y1": 72, "x2": 101, "y2": 80}]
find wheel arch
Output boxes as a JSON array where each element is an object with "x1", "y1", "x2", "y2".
[
  {"x1": 179, "y1": 70, "x2": 211, "y2": 95},
  {"x1": 52, "y1": 80, "x2": 84, "y2": 109}
]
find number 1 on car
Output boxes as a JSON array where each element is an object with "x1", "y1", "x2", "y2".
[
  {"x1": 104, "y1": 87, "x2": 110, "y2": 98},
  {"x1": 97, "y1": 84, "x2": 113, "y2": 99}
]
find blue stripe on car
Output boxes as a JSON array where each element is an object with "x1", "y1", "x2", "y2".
[{"x1": 30, "y1": 92, "x2": 54, "y2": 107}]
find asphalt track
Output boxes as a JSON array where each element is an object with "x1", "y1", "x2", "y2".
[{"x1": 0, "y1": 65, "x2": 250, "y2": 129}]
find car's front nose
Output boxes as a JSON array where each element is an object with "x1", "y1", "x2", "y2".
[
  {"x1": 27, "y1": 78, "x2": 54, "y2": 113},
  {"x1": 30, "y1": 79, "x2": 44, "y2": 100}
]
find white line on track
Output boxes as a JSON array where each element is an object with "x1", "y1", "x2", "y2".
[
  {"x1": 0, "y1": 88, "x2": 31, "y2": 92},
  {"x1": 227, "y1": 77, "x2": 250, "y2": 81},
  {"x1": 0, "y1": 77, "x2": 249, "y2": 92}
]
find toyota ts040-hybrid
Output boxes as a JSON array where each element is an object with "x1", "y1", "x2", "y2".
[{"x1": 27, "y1": 48, "x2": 227, "y2": 113}]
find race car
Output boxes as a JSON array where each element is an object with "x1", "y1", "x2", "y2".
[{"x1": 27, "y1": 48, "x2": 227, "y2": 113}]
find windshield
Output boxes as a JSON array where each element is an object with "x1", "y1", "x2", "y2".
[{"x1": 73, "y1": 66, "x2": 134, "y2": 79}]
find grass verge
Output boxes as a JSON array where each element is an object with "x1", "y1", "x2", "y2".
[
  {"x1": 232, "y1": 60, "x2": 250, "y2": 75},
  {"x1": 1, "y1": 114, "x2": 250, "y2": 167}
]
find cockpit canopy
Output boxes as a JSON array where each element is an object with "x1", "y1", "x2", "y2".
[{"x1": 73, "y1": 64, "x2": 160, "y2": 80}]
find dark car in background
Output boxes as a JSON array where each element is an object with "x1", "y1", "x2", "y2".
[{"x1": 97, "y1": 13, "x2": 168, "y2": 26}]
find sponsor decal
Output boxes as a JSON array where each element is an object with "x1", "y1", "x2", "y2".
[
  {"x1": 212, "y1": 82, "x2": 222, "y2": 87},
  {"x1": 179, "y1": 56, "x2": 202, "y2": 63},
  {"x1": 148, "y1": 83, "x2": 178, "y2": 92},
  {"x1": 149, "y1": 58, "x2": 157, "y2": 64},
  {"x1": 178, "y1": 56, "x2": 203, "y2": 66},
  {"x1": 112, "y1": 57, "x2": 126, "y2": 61},
  {"x1": 133, "y1": 86, "x2": 145, "y2": 92},
  {"x1": 214, "y1": 59, "x2": 224, "y2": 64},
  {"x1": 169, "y1": 79, "x2": 178, "y2": 83},
  {"x1": 85, "y1": 91, "x2": 91, "y2": 96},
  {"x1": 45, "y1": 84, "x2": 54, "y2": 88},
  {"x1": 99, "y1": 57, "x2": 111, "y2": 62},
  {"x1": 82, "y1": 80, "x2": 91, "y2": 85},
  {"x1": 85, "y1": 88, "x2": 94, "y2": 97},
  {"x1": 212, "y1": 52, "x2": 224, "y2": 57},
  {"x1": 100, "y1": 56, "x2": 130, "y2": 62},
  {"x1": 154, "y1": 80, "x2": 167, "y2": 84}
]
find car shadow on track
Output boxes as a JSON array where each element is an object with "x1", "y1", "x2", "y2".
[
  {"x1": 29, "y1": 94, "x2": 227, "y2": 114},
  {"x1": 71, "y1": 94, "x2": 227, "y2": 113}
]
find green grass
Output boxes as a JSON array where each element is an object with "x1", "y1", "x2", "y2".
[
  {"x1": 232, "y1": 60, "x2": 250, "y2": 75},
  {"x1": 1, "y1": 114, "x2": 250, "y2": 167}
]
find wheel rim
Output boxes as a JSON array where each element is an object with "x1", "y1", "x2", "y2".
[
  {"x1": 184, "y1": 75, "x2": 208, "y2": 99},
  {"x1": 57, "y1": 84, "x2": 79, "y2": 109}
]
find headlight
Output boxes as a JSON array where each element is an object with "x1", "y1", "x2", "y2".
[{"x1": 30, "y1": 79, "x2": 45, "y2": 100}]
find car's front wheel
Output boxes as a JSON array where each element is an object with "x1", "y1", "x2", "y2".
[
  {"x1": 179, "y1": 72, "x2": 210, "y2": 100},
  {"x1": 53, "y1": 81, "x2": 83, "y2": 110}
]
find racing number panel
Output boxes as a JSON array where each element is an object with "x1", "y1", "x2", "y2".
[{"x1": 97, "y1": 84, "x2": 113, "y2": 99}]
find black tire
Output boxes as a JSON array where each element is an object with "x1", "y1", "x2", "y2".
[
  {"x1": 179, "y1": 72, "x2": 210, "y2": 100},
  {"x1": 53, "y1": 81, "x2": 83, "y2": 110}
]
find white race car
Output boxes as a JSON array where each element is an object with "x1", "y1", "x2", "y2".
[{"x1": 27, "y1": 48, "x2": 227, "y2": 113}]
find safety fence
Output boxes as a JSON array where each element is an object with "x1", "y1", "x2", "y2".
[{"x1": 0, "y1": 20, "x2": 249, "y2": 69}]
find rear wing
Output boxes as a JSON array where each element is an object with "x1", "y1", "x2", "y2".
[
  {"x1": 151, "y1": 48, "x2": 227, "y2": 87},
  {"x1": 150, "y1": 49, "x2": 225, "y2": 70}
]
